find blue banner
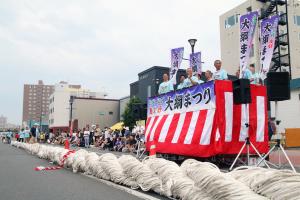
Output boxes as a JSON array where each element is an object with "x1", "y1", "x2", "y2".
[
  {"x1": 190, "y1": 52, "x2": 202, "y2": 75},
  {"x1": 170, "y1": 47, "x2": 184, "y2": 84},
  {"x1": 147, "y1": 81, "x2": 215, "y2": 117}
]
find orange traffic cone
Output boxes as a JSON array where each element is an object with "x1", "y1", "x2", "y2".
[
  {"x1": 149, "y1": 142, "x2": 156, "y2": 157},
  {"x1": 64, "y1": 139, "x2": 70, "y2": 150}
]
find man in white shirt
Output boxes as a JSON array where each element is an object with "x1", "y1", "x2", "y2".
[
  {"x1": 177, "y1": 75, "x2": 186, "y2": 90},
  {"x1": 205, "y1": 70, "x2": 213, "y2": 82},
  {"x1": 183, "y1": 67, "x2": 199, "y2": 88},
  {"x1": 158, "y1": 73, "x2": 174, "y2": 95},
  {"x1": 197, "y1": 74, "x2": 204, "y2": 84},
  {"x1": 213, "y1": 60, "x2": 228, "y2": 80},
  {"x1": 249, "y1": 64, "x2": 260, "y2": 85}
]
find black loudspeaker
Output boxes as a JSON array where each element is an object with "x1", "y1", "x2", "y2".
[
  {"x1": 232, "y1": 79, "x2": 251, "y2": 104},
  {"x1": 267, "y1": 72, "x2": 290, "y2": 101}
]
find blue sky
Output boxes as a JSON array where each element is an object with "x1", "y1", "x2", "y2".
[{"x1": 0, "y1": 0, "x2": 245, "y2": 124}]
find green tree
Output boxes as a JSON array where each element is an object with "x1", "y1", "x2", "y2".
[{"x1": 122, "y1": 96, "x2": 142, "y2": 130}]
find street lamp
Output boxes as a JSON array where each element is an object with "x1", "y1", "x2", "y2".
[
  {"x1": 69, "y1": 96, "x2": 74, "y2": 136},
  {"x1": 188, "y1": 39, "x2": 197, "y2": 54}
]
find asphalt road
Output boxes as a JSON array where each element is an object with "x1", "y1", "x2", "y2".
[{"x1": 0, "y1": 142, "x2": 147, "y2": 200}]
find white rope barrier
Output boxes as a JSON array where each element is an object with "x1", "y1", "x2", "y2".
[
  {"x1": 11, "y1": 141, "x2": 300, "y2": 200},
  {"x1": 229, "y1": 166, "x2": 300, "y2": 200}
]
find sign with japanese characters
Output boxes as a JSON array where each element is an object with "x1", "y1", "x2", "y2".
[
  {"x1": 239, "y1": 11, "x2": 258, "y2": 78},
  {"x1": 147, "y1": 81, "x2": 215, "y2": 117},
  {"x1": 190, "y1": 52, "x2": 202, "y2": 75},
  {"x1": 170, "y1": 47, "x2": 184, "y2": 84},
  {"x1": 259, "y1": 15, "x2": 279, "y2": 80}
]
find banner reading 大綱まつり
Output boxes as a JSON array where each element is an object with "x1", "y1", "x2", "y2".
[
  {"x1": 239, "y1": 11, "x2": 258, "y2": 78},
  {"x1": 147, "y1": 81, "x2": 215, "y2": 117}
]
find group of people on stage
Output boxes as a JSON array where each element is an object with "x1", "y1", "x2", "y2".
[
  {"x1": 236, "y1": 63, "x2": 260, "y2": 85},
  {"x1": 158, "y1": 59, "x2": 260, "y2": 95}
]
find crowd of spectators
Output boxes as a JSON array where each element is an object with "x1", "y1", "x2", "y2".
[
  {"x1": 67, "y1": 125, "x2": 145, "y2": 153},
  {"x1": 1, "y1": 124, "x2": 146, "y2": 155},
  {"x1": 44, "y1": 124, "x2": 146, "y2": 153}
]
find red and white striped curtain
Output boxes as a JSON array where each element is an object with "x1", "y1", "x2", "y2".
[{"x1": 145, "y1": 80, "x2": 269, "y2": 157}]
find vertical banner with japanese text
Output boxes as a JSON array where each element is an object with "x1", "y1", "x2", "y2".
[
  {"x1": 259, "y1": 15, "x2": 279, "y2": 80},
  {"x1": 170, "y1": 47, "x2": 184, "y2": 84},
  {"x1": 190, "y1": 52, "x2": 202, "y2": 75},
  {"x1": 239, "y1": 11, "x2": 258, "y2": 78}
]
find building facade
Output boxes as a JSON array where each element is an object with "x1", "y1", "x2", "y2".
[
  {"x1": 220, "y1": 1, "x2": 300, "y2": 129},
  {"x1": 0, "y1": 115, "x2": 7, "y2": 129},
  {"x1": 48, "y1": 81, "x2": 108, "y2": 132},
  {"x1": 130, "y1": 66, "x2": 187, "y2": 103},
  {"x1": 220, "y1": 0, "x2": 300, "y2": 78},
  {"x1": 119, "y1": 96, "x2": 130, "y2": 120},
  {"x1": 72, "y1": 97, "x2": 120, "y2": 130},
  {"x1": 22, "y1": 80, "x2": 54, "y2": 127}
]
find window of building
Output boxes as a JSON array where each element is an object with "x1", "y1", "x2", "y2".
[
  {"x1": 225, "y1": 14, "x2": 239, "y2": 28},
  {"x1": 281, "y1": 46, "x2": 287, "y2": 51},
  {"x1": 246, "y1": 6, "x2": 252, "y2": 12},
  {"x1": 147, "y1": 85, "x2": 152, "y2": 97},
  {"x1": 109, "y1": 111, "x2": 113, "y2": 115},
  {"x1": 294, "y1": 15, "x2": 300, "y2": 26},
  {"x1": 139, "y1": 74, "x2": 149, "y2": 80}
]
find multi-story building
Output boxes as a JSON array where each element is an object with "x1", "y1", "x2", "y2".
[
  {"x1": 220, "y1": 0, "x2": 300, "y2": 78},
  {"x1": 0, "y1": 115, "x2": 7, "y2": 129},
  {"x1": 22, "y1": 80, "x2": 54, "y2": 128},
  {"x1": 220, "y1": 0, "x2": 300, "y2": 129},
  {"x1": 48, "y1": 81, "x2": 108, "y2": 132}
]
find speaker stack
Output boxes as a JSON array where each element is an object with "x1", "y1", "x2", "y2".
[
  {"x1": 232, "y1": 79, "x2": 251, "y2": 105},
  {"x1": 267, "y1": 72, "x2": 290, "y2": 101}
]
